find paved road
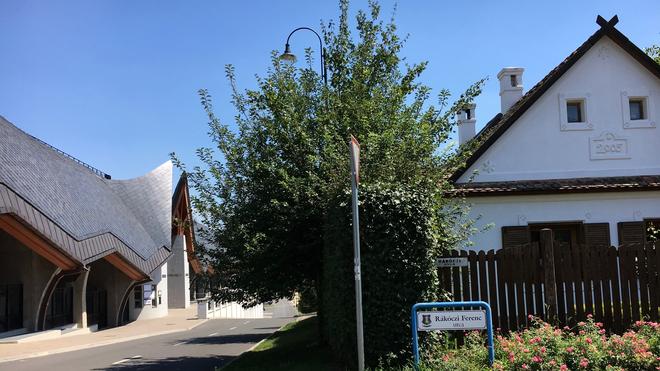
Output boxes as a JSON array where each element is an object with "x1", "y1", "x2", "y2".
[{"x1": 0, "y1": 317, "x2": 292, "y2": 371}]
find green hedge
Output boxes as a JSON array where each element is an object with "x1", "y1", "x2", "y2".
[{"x1": 321, "y1": 183, "x2": 446, "y2": 368}]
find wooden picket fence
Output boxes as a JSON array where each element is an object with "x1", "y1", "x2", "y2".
[{"x1": 438, "y1": 230, "x2": 659, "y2": 333}]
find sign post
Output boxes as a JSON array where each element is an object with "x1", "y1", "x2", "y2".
[
  {"x1": 349, "y1": 135, "x2": 365, "y2": 371},
  {"x1": 411, "y1": 301, "x2": 494, "y2": 367}
]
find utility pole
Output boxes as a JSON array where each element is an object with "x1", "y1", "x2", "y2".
[{"x1": 348, "y1": 135, "x2": 365, "y2": 371}]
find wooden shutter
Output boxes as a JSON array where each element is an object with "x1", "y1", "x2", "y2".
[
  {"x1": 583, "y1": 223, "x2": 611, "y2": 247},
  {"x1": 501, "y1": 226, "x2": 530, "y2": 249},
  {"x1": 617, "y1": 221, "x2": 645, "y2": 245}
]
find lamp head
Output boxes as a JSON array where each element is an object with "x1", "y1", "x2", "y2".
[{"x1": 278, "y1": 43, "x2": 297, "y2": 63}]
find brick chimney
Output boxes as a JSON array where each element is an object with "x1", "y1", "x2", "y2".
[{"x1": 497, "y1": 67, "x2": 524, "y2": 113}]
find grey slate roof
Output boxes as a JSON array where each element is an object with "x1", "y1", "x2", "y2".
[{"x1": 0, "y1": 115, "x2": 172, "y2": 274}]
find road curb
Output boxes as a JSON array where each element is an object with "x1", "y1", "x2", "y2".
[{"x1": 0, "y1": 318, "x2": 209, "y2": 364}]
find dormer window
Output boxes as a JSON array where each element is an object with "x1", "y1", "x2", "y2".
[
  {"x1": 566, "y1": 100, "x2": 584, "y2": 123},
  {"x1": 629, "y1": 98, "x2": 645, "y2": 120}
]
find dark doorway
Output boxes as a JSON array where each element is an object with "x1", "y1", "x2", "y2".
[
  {"x1": 86, "y1": 287, "x2": 108, "y2": 329},
  {"x1": 45, "y1": 280, "x2": 73, "y2": 329},
  {"x1": 0, "y1": 284, "x2": 23, "y2": 332}
]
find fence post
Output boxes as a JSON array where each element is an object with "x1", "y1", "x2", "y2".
[{"x1": 541, "y1": 229, "x2": 558, "y2": 324}]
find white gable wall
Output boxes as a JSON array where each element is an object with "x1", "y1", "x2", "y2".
[
  {"x1": 456, "y1": 36, "x2": 660, "y2": 251},
  {"x1": 457, "y1": 37, "x2": 660, "y2": 184}
]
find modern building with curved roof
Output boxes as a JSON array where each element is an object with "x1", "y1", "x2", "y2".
[{"x1": 0, "y1": 115, "x2": 197, "y2": 337}]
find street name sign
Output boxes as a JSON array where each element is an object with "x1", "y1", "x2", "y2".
[
  {"x1": 411, "y1": 301, "x2": 494, "y2": 367},
  {"x1": 436, "y1": 257, "x2": 468, "y2": 268},
  {"x1": 417, "y1": 310, "x2": 486, "y2": 331}
]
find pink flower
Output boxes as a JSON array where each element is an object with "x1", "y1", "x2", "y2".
[
  {"x1": 540, "y1": 346, "x2": 546, "y2": 354},
  {"x1": 579, "y1": 358, "x2": 589, "y2": 368},
  {"x1": 567, "y1": 346, "x2": 574, "y2": 353},
  {"x1": 522, "y1": 364, "x2": 529, "y2": 370},
  {"x1": 578, "y1": 321, "x2": 586, "y2": 327},
  {"x1": 579, "y1": 330, "x2": 585, "y2": 335},
  {"x1": 560, "y1": 365, "x2": 568, "y2": 371},
  {"x1": 587, "y1": 314, "x2": 593, "y2": 319},
  {"x1": 596, "y1": 322, "x2": 603, "y2": 328},
  {"x1": 532, "y1": 356, "x2": 542, "y2": 363},
  {"x1": 586, "y1": 337, "x2": 593, "y2": 344}
]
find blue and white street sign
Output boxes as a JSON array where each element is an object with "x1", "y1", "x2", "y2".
[{"x1": 411, "y1": 301, "x2": 495, "y2": 367}]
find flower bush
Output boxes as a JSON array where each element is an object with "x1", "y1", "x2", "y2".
[{"x1": 418, "y1": 316, "x2": 660, "y2": 371}]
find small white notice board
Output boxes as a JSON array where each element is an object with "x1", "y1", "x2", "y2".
[
  {"x1": 436, "y1": 257, "x2": 468, "y2": 268},
  {"x1": 417, "y1": 310, "x2": 486, "y2": 331}
]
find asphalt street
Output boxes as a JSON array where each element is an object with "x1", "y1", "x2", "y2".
[{"x1": 0, "y1": 317, "x2": 293, "y2": 371}]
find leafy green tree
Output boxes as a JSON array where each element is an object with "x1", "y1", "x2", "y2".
[
  {"x1": 646, "y1": 44, "x2": 660, "y2": 64},
  {"x1": 171, "y1": 0, "x2": 483, "y2": 307}
]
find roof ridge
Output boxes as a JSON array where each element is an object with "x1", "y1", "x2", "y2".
[{"x1": 0, "y1": 115, "x2": 111, "y2": 180}]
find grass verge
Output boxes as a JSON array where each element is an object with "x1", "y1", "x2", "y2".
[{"x1": 221, "y1": 316, "x2": 344, "y2": 371}]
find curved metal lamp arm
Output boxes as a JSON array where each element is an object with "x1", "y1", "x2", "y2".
[{"x1": 285, "y1": 27, "x2": 327, "y2": 86}]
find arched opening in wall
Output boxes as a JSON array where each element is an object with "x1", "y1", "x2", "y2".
[
  {"x1": 86, "y1": 257, "x2": 134, "y2": 329},
  {"x1": 0, "y1": 228, "x2": 57, "y2": 333}
]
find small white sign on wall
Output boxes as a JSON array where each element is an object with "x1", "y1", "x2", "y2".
[
  {"x1": 417, "y1": 310, "x2": 487, "y2": 331},
  {"x1": 436, "y1": 257, "x2": 469, "y2": 268},
  {"x1": 589, "y1": 132, "x2": 630, "y2": 160}
]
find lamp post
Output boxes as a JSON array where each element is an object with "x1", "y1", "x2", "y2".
[{"x1": 279, "y1": 27, "x2": 328, "y2": 86}]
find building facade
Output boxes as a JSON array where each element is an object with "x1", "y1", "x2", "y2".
[
  {"x1": 452, "y1": 16, "x2": 660, "y2": 251},
  {"x1": 0, "y1": 116, "x2": 197, "y2": 337}
]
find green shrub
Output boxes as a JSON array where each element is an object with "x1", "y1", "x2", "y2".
[
  {"x1": 321, "y1": 183, "x2": 450, "y2": 368},
  {"x1": 296, "y1": 286, "x2": 318, "y2": 314}
]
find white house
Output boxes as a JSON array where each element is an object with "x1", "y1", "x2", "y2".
[{"x1": 452, "y1": 15, "x2": 660, "y2": 251}]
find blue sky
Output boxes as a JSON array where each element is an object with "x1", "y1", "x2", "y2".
[{"x1": 1, "y1": 1, "x2": 659, "y2": 180}]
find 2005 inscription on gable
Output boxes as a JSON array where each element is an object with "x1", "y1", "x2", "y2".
[{"x1": 589, "y1": 132, "x2": 630, "y2": 160}]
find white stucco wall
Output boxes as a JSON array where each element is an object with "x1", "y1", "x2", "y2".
[
  {"x1": 167, "y1": 234, "x2": 190, "y2": 308},
  {"x1": 129, "y1": 263, "x2": 169, "y2": 321},
  {"x1": 458, "y1": 37, "x2": 660, "y2": 183},
  {"x1": 465, "y1": 191, "x2": 660, "y2": 251}
]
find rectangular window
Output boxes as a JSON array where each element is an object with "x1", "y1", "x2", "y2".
[
  {"x1": 629, "y1": 98, "x2": 645, "y2": 120},
  {"x1": 151, "y1": 285, "x2": 157, "y2": 308},
  {"x1": 566, "y1": 101, "x2": 583, "y2": 123},
  {"x1": 510, "y1": 75, "x2": 517, "y2": 87},
  {"x1": 134, "y1": 286, "x2": 142, "y2": 309},
  {"x1": 529, "y1": 222, "x2": 582, "y2": 249}
]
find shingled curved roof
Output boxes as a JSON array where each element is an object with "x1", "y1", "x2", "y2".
[{"x1": 0, "y1": 115, "x2": 171, "y2": 275}]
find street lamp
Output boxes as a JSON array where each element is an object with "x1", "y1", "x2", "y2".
[{"x1": 279, "y1": 27, "x2": 327, "y2": 85}]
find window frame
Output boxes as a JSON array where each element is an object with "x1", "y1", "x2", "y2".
[
  {"x1": 621, "y1": 90, "x2": 656, "y2": 129},
  {"x1": 559, "y1": 93, "x2": 593, "y2": 131}
]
